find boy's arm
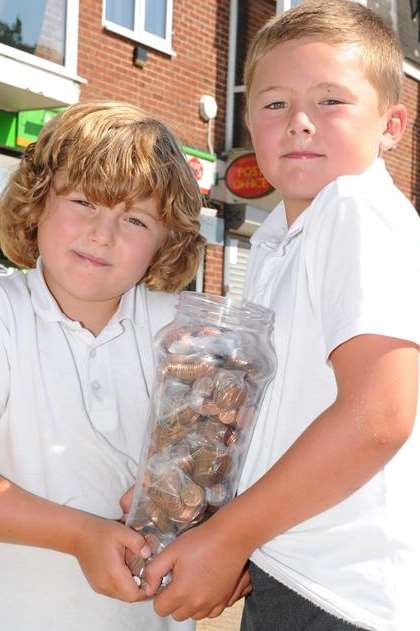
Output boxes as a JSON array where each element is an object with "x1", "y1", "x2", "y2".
[
  {"x1": 142, "y1": 334, "x2": 418, "y2": 620},
  {"x1": 0, "y1": 476, "x2": 149, "y2": 602}
]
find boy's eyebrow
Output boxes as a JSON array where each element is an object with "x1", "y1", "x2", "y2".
[
  {"x1": 255, "y1": 81, "x2": 354, "y2": 97},
  {"x1": 314, "y1": 81, "x2": 353, "y2": 92},
  {"x1": 254, "y1": 84, "x2": 289, "y2": 97},
  {"x1": 128, "y1": 204, "x2": 160, "y2": 220}
]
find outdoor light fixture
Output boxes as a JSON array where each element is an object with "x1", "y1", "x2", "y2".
[{"x1": 133, "y1": 46, "x2": 148, "y2": 68}]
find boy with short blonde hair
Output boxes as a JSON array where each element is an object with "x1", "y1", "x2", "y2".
[{"x1": 141, "y1": 3, "x2": 420, "y2": 629}]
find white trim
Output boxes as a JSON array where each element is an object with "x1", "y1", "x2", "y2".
[
  {"x1": 65, "y1": 0, "x2": 80, "y2": 74},
  {"x1": 0, "y1": 1, "x2": 80, "y2": 78},
  {"x1": 0, "y1": 54, "x2": 81, "y2": 110},
  {"x1": 404, "y1": 60, "x2": 420, "y2": 83},
  {"x1": 225, "y1": 0, "x2": 238, "y2": 152},
  {"x1": 102, "y1": 0, "x2": 175, "y2": 57}
]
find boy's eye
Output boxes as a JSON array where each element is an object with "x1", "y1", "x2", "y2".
[
  {"x1": 126, "y1": 216, "x2": 147, "y2": 228},
  {"x1": 72, "y1": 198, "x2": 94, "y2": 208},
  {"x1": 265, "y1": 101, "x2": 287, "y2": 110},
  {"x1": 320, "y1": 98, "x2": 344, "y2": 106}
]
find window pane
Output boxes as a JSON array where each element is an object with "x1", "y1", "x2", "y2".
[
  {"x1": 105, "y1": 0, "x2": 134, "y2": 29},
  {"x1": 0, "y1": 0, "x2": 66, "y2": 65},
  {"x1": 233, "y1": 92, "x2": 251, "y2": 148},
  {"x1": 145, "y1": 0, "x2": 167, "y2": 38}
]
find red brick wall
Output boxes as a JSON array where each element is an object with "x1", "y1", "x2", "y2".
[
  {"x1": 246, "y1": 0, "x2": 274, "y2": 51},
  {"x1": 78, "y1": 0, "x2": 229, "y2": 154},
  {"x1": 385, "y1": 73, "x2": 420, "y2": 212},
  {"x1": 203, "y1": 244, "x2": 224, "y2": 295}
]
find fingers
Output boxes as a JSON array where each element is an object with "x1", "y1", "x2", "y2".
[
  {"x1": 206, "y1": 605, "x2": 226, "y2": 619},
  {"x1": 142, "y1": 548, "x2": 174, "y2": 597},
  {"x1": 124, "y1": 527, "x2": 151, "y2": 560},
  {"x1": 226, "y1": 569, "x2": 252, "y2": 607},
  {"x1": 119, "y1": 486, "x2": 134, "y2": 515}
]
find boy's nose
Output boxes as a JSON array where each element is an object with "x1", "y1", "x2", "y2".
[
  {"x1": 287, "y1": 112, "x2": 316, "y2": 136},
  {"x1": 88, "y1": 213, "x2": 116, "y2": 245}
]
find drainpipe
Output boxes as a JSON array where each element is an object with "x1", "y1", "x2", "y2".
[{"x1": 225, "y1": 0, "x2": 238, "y2": 153}]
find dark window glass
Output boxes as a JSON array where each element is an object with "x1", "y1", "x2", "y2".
[
  {"x1": 0, "y1": 0, "x2": 66, "y2": 65},
  {"x1": 233, "y1": 91, "x2": 252, "y2": 149}
]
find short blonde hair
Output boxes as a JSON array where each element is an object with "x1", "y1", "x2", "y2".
[
  {"x1": 0, "y1": 101, "x2": 205, "y2": 292},
  {"x1": 245, "y1": 0, "x2": 403, "y2": 112}
]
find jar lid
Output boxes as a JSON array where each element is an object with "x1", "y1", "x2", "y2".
[{"x1": 175, "y1": 291, "x2": 274, "y2": 331}]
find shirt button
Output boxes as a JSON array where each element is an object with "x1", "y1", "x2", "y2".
[
  {"x1": 92, "y1": 380, "x2": 101, "y2": 391},
  {"x1": 89, "y1": 349, "x2": 96, "y2": 358}
]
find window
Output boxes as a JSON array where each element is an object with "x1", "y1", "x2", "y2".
[
  {"x1": 276, "y1": 0, "x2": 302, "y2": 13},
  {"x1": 0, "y1": 0, "x2": 78, "y2": 75},
  {"x1": 103, "y1": 0, "x2": 174, "y2": 55}
]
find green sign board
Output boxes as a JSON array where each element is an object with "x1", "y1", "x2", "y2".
[
  {"x1": 16, "y1": 108, "x2": 63, "y2": 147},
  {"x1": 0, "y1": 108, "x2": 64, "y2": 150},
  {"x1": 0, "y1": 112, "x2": 16, "y2": 148}
]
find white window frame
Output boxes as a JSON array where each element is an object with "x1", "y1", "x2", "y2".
[
  {"x1": 102, "y1": 0, "x2": 174, "y2": 56},
  {"x1": 0, "y1": 0, "x2": 80, "y2": 80}
]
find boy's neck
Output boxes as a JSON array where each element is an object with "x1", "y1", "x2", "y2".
[
  {"x1": 61, "y1": 300, "x2": 120, "y2": 336},
  {"x1": 40, "y1": 264, "x2": 122, "y2": 336},
  {"x1": 284, "y1": 197, "x2": 313, "y2": 227}
]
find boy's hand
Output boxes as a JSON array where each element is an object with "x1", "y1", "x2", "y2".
[
  {"x1": 119, "y1": 485, "x2": 134, "y2": 523},
  {"x1": 141, "y1": 518, "x2": 250, "y2": 620},
  {"x1": 73, "y1": 513, "x2": 150, "y2": 603}
]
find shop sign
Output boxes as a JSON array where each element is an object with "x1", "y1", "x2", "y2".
[
  {"x1": 16, "y1": 108, "x2": 63, "y2": 148},
  {"x1": 184, "y1": 148, "x2": 216, "y2": 195},
  {"x1": 225, "y1": 153, "x2": 273, "y2": 199}
]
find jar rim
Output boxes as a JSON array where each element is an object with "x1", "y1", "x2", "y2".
[{"x1": 176, "y1": 291, "x2": 274, "y2": 329}]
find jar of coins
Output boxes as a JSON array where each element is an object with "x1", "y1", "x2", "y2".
[{"x1": 126, "y1": 291, "x2": 276, "y2": 584}]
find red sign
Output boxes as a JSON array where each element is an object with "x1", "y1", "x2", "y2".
[
  {"x1": 187, "y1": 156, "x2": 204, "y2": 181},
  {"x1": 225, "y1": 153, "x2": 273, "y2": 199}
]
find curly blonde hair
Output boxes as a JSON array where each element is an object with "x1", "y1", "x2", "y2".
[{"x1": 0, "y1": 101, "x2": 205, "y2": 292}]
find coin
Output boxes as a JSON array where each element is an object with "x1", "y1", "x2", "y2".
[
  {"x1": 218, "y1": 409, "x2": 237, "y2": 425},
  {"x1": 180, "y1": 480, "x2": 205, "y2": 508},
  {"x1": 206, "y1": 482, "x2": 229, "y2": 507},
  {"x1": 201, "y1": 417, "x2": 228, "y2": 443},
  {"x1": 192, "y1": 443, "x2": 231, "y2": 486},
  {"x1": 163, "y1": 354, "x2": 218, "y2": 382},
  {"x1": 214, "y1": 370, "x2": 247, "y2": 410}
]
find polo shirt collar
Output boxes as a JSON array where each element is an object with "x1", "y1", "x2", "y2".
[
  {"x1": 251, "y1": 201, "x2": 308, "y2": 248},
  {"x1": 28, "y1": 258, "x2": 136, "y2": 328}
]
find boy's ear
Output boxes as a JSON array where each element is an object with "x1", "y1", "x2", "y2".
[{"x1": 380, "y1": 104, "x2": 407, "y2": 153}]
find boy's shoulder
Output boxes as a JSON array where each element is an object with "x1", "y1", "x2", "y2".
[
  {"x1": 0, "y1": 268, "x2": 29, "y2": 301},
  {"x1": 140, "y1": 286, "x2": 178, "y2": 335},
  {"x1": 0, "y1": 268, "x2": 32, "y2": 332},
  {"x1": 316, "y1": 159, "x2": 411, "y2": 214},
  {"x1": 307, "y1": 159, "x2": 419, "y2": 237}
]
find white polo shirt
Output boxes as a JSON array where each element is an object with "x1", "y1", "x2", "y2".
[
  {"x1": 239, "y1": 159, "x2": 420, "y2": 631},
  {"x1": 0, "y1": 263, "x2": 193, "y2": 631}
]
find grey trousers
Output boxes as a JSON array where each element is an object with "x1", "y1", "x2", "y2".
[{"x1": 240, "y1": 562, "x2": 366, "y2": 631}]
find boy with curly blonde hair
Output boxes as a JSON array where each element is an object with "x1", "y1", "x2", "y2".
[
  {"x1": 141, "y1": 3, "x2": 420, "y2": 629},
  {"x1": 0, "y1": 101, "x2": 204, "y2": 631}
]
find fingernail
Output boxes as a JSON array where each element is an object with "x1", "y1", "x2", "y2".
[{"x1": 141, "y1": 544, "x2": 152, "y2": 559}]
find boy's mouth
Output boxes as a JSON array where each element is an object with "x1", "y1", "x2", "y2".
[
  {"x1": 283, "y1": 151, "x2": 324, "y2": 159},
  {"x1": 73, "y1": 250, "x2": 110, "y2": 266}
]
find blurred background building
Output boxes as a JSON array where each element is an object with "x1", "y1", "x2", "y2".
[{"x1": 0, "y1": 0, "x2": 419, "y2": 298}]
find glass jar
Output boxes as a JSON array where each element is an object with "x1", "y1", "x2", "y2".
[{"x1": 126, "y1": 291, "x2": 276, "y2": 582}]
